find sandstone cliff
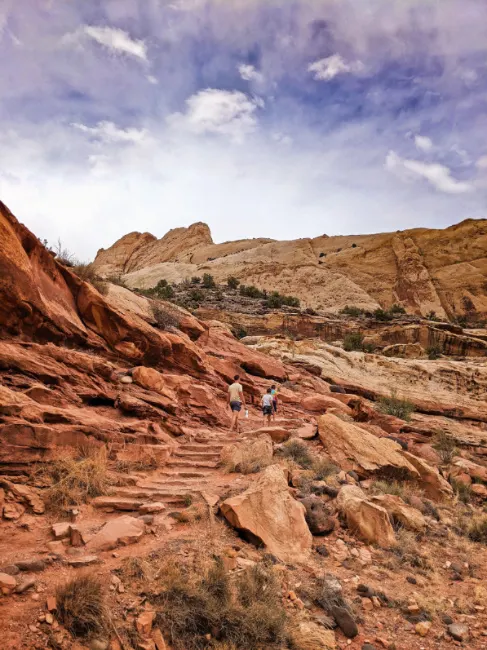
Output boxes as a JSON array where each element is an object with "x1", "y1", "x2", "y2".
[{"x1": 92, "y1": 218, "x2": 487, "y2": 319}]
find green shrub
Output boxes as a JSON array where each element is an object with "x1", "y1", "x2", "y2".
[
  {"x1": 227, "y1": 276, "x2": 240, "y2": 289},
  {"x1": 389, "y1": 304, "x2": 406, "y2": 315},
  {"x1": 427, "y1": 344, "x2": 442, "y2": 360},
  {"x1": 351, "y1": 243, "x2": 357, "y2": 248},
  {"x1": 239, "y1": 285, "x2": 265, "y2": 299},
  {"x1": 373, "y1": 308, "x2": 393, "y2": 321},
  {"x1": 191, "y1": 276, "x2": 201, "y2": 284},
  {"x1": 433, "y1": 430, "x2": 456, "y2": 464},
  {"x1": 452, "y1": 479, "x2": 472, "y2": 504},
  {"x1": 189, "y1": 289, "x2": 204, "y2": 303},
  {"x1": 426, "y1": 310, "x2": 439, "y2": 321},
  {"x1": 202, "y1": 273, "x2": 216, "y2": 289},
  {"x1": 343, "y1": 332, "x2": 364, "y2": 351},
  {"x1": 378, "y1": 392, "x2": 414, "y2": 421},
  {"x1": 339, "y1": 305, "x2": 365, "y2": 317}
]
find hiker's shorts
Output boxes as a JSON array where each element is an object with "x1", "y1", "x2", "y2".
[{"x1": 230, "y1": 401, "x2": 242, "y2": 412}]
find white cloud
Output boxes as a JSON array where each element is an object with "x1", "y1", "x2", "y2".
[
  {"x1": 65, "y1": 25, "x2": 148, "y2": 61},
  {"x1": 238, "y1": 63, "x2": 264, "y2": 83},
  {"x1": 167, "y1": 89, "x2": 262, "y2": 143},
  {"x1": 386, "y1": 151, "x2": 473, "y2": 194},
  {"x1": 72, "y1": 121, "x2": 148, "y2": 144},
  {"x1": 476, "y1": 155, "x2": 487, "y2": 170},
  {"x1": 147, "y1": 75, "x2": 158, "y2": 85},
  {"x1": 272, "y1": 132, "x2": 293, "y2": 146},
  {"x1": 308, "y1": 54, "x2": 364, "y2": 81},
  {"x1": 414, "y1": 135, "x2": 433, "y2": 152}
]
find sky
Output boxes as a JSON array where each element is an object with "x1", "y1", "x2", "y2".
[{"x1": 1, "y1": 0, "x2": 486, "y2": 261}]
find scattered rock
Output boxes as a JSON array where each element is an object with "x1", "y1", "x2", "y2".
[
  {"x1": 139, "y1": 502, "x2": 166, "y2": 514},
  {"x1": 16, "y1": 559, "x2": 45, "y2": 572},
  {"x1": 0, "y1": 572, "x2": 17, "y2": 593},
  {"x1": 295, "y1": 423, "x2": 317, "y2": 440},
  {"x1": 3, "y1": 501, "x2": 25, "y2": 520},
  {"x1": 137, "y1": 610, "x2": 155, "y2": 638},
  {"x1": 331, "y1": 605, "x2": 358, "y2": 638},
  {"x1": 14, "y1": 577, "x2": 36, "y2": 593},
  {"x1": 90, "y1": 640, "x2": 109, "y2": 650},
  {"x1": 370, "y1": 494, "x2": 427, "y2": 531},
  {"x1": 447, "y1": 623, "x2": 469, "y2": 642},
  {"x1": 66, "y1": 555, "x2": 99, "y2": 567},
  {"x1": 47, "y1": 596, "x2": 57, "y2": 611},
  {"x1": 415, "y1": 621, "x2": 432, "y2": 636},
  {"x1": 87, "y1": 515, "x2": 145, "y2": 551},
  {"x1": 220, "y1": 465, "x2": 312, "y2": 563},
  {"x1": 51, "y1": 522, "x2": 71, "y2": 539},
  {"x1": 315, "y1": 544, "x2": 329, "y2": 557}
]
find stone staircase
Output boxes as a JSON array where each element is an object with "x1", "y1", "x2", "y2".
[{"x1": 92, "y1": 432, "x2": 239, "y2": 521}]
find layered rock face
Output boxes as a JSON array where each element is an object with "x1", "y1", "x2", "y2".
[{"x1": 92, "y1": 217, "x2": 487, "y2": 318}]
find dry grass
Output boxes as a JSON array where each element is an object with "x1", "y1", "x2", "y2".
[
  {"x1": 172, "y1": 502, "x2": 208, "y2": 524},
  {"x1": 433, "y1": 430, "x2": 457, "y2": 465},
  {"x1": 42, "y1": 448, "x2": 112, "y2": 513},
  {"x1": 277, "y1": 440, "x2": 313, "y2": 469},
  {"x1": 391, "y1": 529, "x2": 430, "y2": 571},
  {"x1": 378, "y1": 392, "x2": 415, "y2": 421},
  {"x1": 312, "y1": 457, "x2": 339, "y2": 480},
  {"x1": 120, "y1": 556, "x2": 155, "y2": 582},
  {"x1": 148, "y1": 558, "x2": 287, "y2": 649},
  {"x1": 451, "y1": 479, "x2": 472, "y2": 504},
  {"x1": 466, "y1": 515, "x2": 487, "y2": 543},
  {"x1": 56, "y1": 575, "x2": 106, "y2": 637}
]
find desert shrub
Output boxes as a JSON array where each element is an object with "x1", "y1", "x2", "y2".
[
  {"x1": 277, "y1": 440, "x2": 313, "y2": 469},
  {"x1": 304, "y1": 307, "x2": 317, "y2": 315},
  {"x1": 351, "y1": 243, "x2": 357, "y2": 248},
  {"x1": 389, "y1": 304, "x2": 406, "y2": 315},
  {"x1": 150, "y1": 559, "x2": 287, "y2": 650},
  {"x1": 343, "y1": 332, "x2": 364, "y2": 351},
  {"x1": 312, "y1": 457, "x2": 339, "y2": 480},
  {"x1": 373, "y1": 308, "x2": 393, "y2": 321},
  {"x1": 53, "y1": 238, "x2": 77, "y2": 266},
  {"x1": 72, "y1": 262, "x2": 98, "y2": 283},
  {"x1": 189, "y1": 289, "x2": 205, "y2": 303},
  {"x1": 451, "y1": 479, "x2": 472, "y2": 504},
  {"x1": 227, "y1": 276, "x2": 240, "y2": 289},
  {"x1": 191, "y1": 276, "x2": 201, "y2": 284},
  {"x1": 152, "y1": 304, "x2": 180, "y2": 330},
  {"x1": 427, "y1": 344, "x2": 442, "y2": 360},
  {"x1": 263, "y1": 291, "x2": 300, "y2": 309},
  {"x1": 42, "y1": 448, "x2": 111, "y2": 512},
  {"x1": 433, "y1": 430, "x2": 456, "y2": 464},
  {"x1": 370, "y1": 480, "x2": 406, "y2": 499},
  {"x1": 239, "y1": 285, "x2": 265, "y2": 299},
  {"x1": 106, "y1": 274, "x2": 128, "y2": 288},
  {"x1": 318, "y1": 252, "x2": 326, "y2": 258},
  {"x1": 56, "y1": 575, "x2": 106, "y2": 637},
  {"x1": 467, "y1": 516, "x2": 487, "y2": 543},
  {"x1": 426, "y1": 310, "x2": 439, "y2": 321},
  {"x1": 233, "y1": 326, "x2": 248, "y2": 339},
  {"x1": 121, "y1": 556, "x2": 154, "y2": 581},
  {"x1": 392, "y1": 529, "x2": 430, "y2": 570},
  {"x1": 339, "y1": 305, "x2": 365, "y2": 317},
  {"x1": 202, "y1": 273, "x2": 216, "y2": 289},
  {"x1": 378, "y1": 392, "x2": 414, "y2": 421}
]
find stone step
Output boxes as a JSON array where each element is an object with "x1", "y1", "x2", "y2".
[
  {"x1": 148, "y1": 478, "x2": 204, "y2": 488},
  {"x1": 173, "y1": 451, "x2": 221, "y2": 461},
  {"x1": 165, "y1": 459, "x2": 219, "y2": 470},
  {"x1": 194, "y1": 436, "x2": 238, "y2": 444},
  {"x1": 160, "y1": 469, "x2": 213, "y2": 479},
  {"x1": 114, "y1": 487, "x2": 194, "y2": 504},
  {"x1": 181, "y1": 443, "x2": 225, "y2": 452},
  {"x1": 92, "y1": 496, "x2": 143, "y2": 510}
]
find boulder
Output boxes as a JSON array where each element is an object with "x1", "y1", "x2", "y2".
[
  {"x1": 318, "y1": 414, "x2": 419, "y2": 479},
  {"x1": 295, "y1": 423, "x2": 317, "y2": 440},
  {"x1": 245, "y1": 427, "x2": 290, "y2": 443},
  {"x1": 302, "y1": 394, "x2": 352, "y2": 416},
  {"x1": 220, "y1": 435, "x2": 273, "y2": 473},
  {"x1": 131, "y1": 367, "x2": 177, "y2": 405},
  {"x1": 370, "y1": 494, "x2": 427, "y2": 531},
  {"x1": 220, "y1": 465, "x2": 312, "y2": 563},
  {"x1": 0, "y1": 572, "x2": 17, "y2": 593},
  {"x1": 337, "y1": 486, "x2": 397, "y2": 548},
  {"x1": 471, "y1": 484, "x2": 487, "y2": 498},
  {"x1": 382, "y1": 343, "x2": 426, "y2": 358},
  {"x1": 299, "y1": 496, "x2": 336, "y2": 536},
  {"x1": 0, "y1": 479, "x2": 45, "y2": 514},
  {"x1": 451, "y1": 458, "x2": 487, "y2": 483},
  {"x1": 401, "y1": 452, "x2": 453, "y2": 500},
  {"x1": 87, "y1": 515, "x2": 145, "y2": 551}
]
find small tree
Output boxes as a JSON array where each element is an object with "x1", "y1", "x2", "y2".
[
  {"x1": 227, "y1": 276, "x2": 240, "y2": 290},
  {"x1": 202, "y1": 273, "x2": 216, "y2": 289},
  {"x1": 343, "y1": 332, "x2": 364, "y2": 351}
]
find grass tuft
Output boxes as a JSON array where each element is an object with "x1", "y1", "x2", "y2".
[
  {"x1": 378, "y1": 392, "x2": 415, "y2": 421},
  {"x1": 433, "y1": 430, "x2": 456, "y2": 464},
  {"x1": 56, "y1": 575, "x2": 106, "y2": 637},
  {"x1": 467, "y1": 516, "x2": 487, "y2": 543},
  {"x1": 277, "y1": 440, "x2": 313, "y2": 469}
]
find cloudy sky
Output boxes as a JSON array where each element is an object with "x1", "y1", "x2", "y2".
[{"x1": 1, "y1": 0, "x2": 486, "y2": 260}]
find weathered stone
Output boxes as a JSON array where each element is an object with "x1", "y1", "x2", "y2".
[
  {"x1": 87, "y1": 515, "x2": 145, "y2": 551},
  {"x1": 66, "y1": 555, "x2": 99, "y2": 567},
  {"x1": 16, "y1": 559, "x2": 45, "y2": 572},
  {"x1": 245, "y1": 427, "x2": 290, "y2": 443},
  {"x1": 3, "y1": 501, "x2": 25, "y2": 520},
  {"x1": 331, "y1": 605, "x2": 358, "y2": 638},
  {"x1": 15, "y1": 577, "x2": 36, "y2": 593},
  {"x1": 318, "y1": 414, "x2": 419, "y2": 479},
  {"x1": 220, "y1": 465, "x2": 312, "y2": 563},
  {"x1": 370, "y1": 494, "x2": 427, "y2": 531},
  {"x1": 401, "y1": 452, "x2": 453, "y2": 500},
  {"x1": 415, "y1": 621, "x2": 432, "y2": 636},
  {"x1": 139, "y1": 502, "x2": 166, "y2": 514},
  {"x1": 295, "y1": 423, "x2": 317, "y2": 440},
  {"x1": 137, "y1": 610, "x2": 155, "y2": 638},
  {"x1": 91, "y1": 496, "x2": 143, "y2": 511},
  {"x1": 220, "y1": 435, "x2": 273, "y2": 472},
  {"x1": 303, "y1": 394, "x2": 353, "y2": 416},
  {"x1": 51, "y1": 522, "x2": 71, "y2": 539},
  {"x1": 337, "y1": 486, "x2": 396, "y2": 547},
  {"x1": 0, "y1": 572, "x2": 17, "y2": 592},
  {"x1": 447, "y1": 623, "x2": 468, "y2": 642}
]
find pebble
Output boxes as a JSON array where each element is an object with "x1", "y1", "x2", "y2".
[
  {"x1": 447, "y1": 623, "x2": 469, "y2": 642},
  {"x1": 415, "y1": 621, "x2": 432, "y2": 637}
]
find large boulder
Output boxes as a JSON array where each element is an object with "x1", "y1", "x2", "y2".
[
  {"x1": 370, "y1": 494, "x2": 427, "y2": 531},
  {"x1": 451, "y1": 458, "x2": 487, "y2": 483},
  {"x1": 318, "y1": 414, "x2": 419, "y2": 479},
  {"x1": 302, "y1": 394, "x2": 352, "y2": 416},
  {"x1": 131, "y1": 366, "x2": 177, "y2": 404},
  {"x1": 86, "y1": 515, "x2": 145, "y2": 551},
  {"x1": 401, "y1": 452, "x2": 453, "y2": 501},
  {"x1": 220, "y1": 435, "x2": 273, "y2": 473},
  {"x1": 245, "y1": 427, "x2": 291, "y2": 443},
  {"x1": 337, "y1": 486, "x2": 396, "y2": 548},
  {"x1": 220, "y1": 465, "x2": 312, "y2": 563}
]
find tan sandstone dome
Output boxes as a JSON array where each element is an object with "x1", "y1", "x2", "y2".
[{"x1": 92, "y1": 218, "x2": 487, "y2": 318}]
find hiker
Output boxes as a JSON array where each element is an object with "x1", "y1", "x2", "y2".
[
  {"x1": 228, "y1": 374, "x2": 245, "y2": 433},
  {"x1": 270, "y1": 384, "x2": 278, "y2": 421},
  {"x1": 262, "y1": 388, "x2": 273, "y2": 426}
]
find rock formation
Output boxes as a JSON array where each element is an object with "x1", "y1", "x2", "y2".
[{"x1": 92, "y1": 217, "x2": 487, "y2": 318}]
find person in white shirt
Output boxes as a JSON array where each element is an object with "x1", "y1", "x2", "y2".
[
  {"x1": 228, "y1": 374, "x2": 245, "y2": 433},
  {"x1": 262, "y1": 388, "x2": 273, "y2": 426}
]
